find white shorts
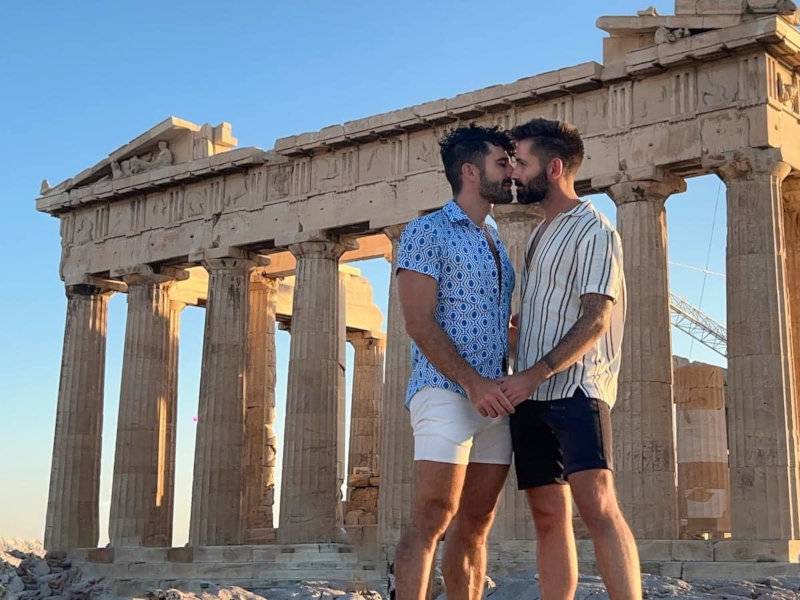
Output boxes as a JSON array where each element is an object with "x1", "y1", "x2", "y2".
[{"x1": 409, "y1": 387, "x2": 512, "y2": 465}]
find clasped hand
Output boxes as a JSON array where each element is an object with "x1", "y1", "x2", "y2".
[{"x1": 465, "y1": 370, "x2": 544, "y2": 418}]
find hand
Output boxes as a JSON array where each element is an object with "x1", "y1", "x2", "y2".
[
  {"x1": 464, "y1": 377, "x2": 515, "y2": 418},
  {"x1": 499, "y1": 369, "x2": 544, "y2": 406}
]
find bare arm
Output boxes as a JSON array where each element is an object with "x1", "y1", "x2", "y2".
[
  {"x1": 500, "y1": 293, "x2": 613, "y2": 404},
  {"x1": 397, "y1": 269, "x2": 514, "y2": 417}
]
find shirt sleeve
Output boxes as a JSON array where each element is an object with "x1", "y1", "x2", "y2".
[
  {"x1": 576, "y1": 228, "x2": 624, "y2": 302},
  {"x1": 395, "y1": 218, "x2": 441, "y2": 281}
]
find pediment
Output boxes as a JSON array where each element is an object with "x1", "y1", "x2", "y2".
[{"x1": 41, "y1": 116, "x2": 238, "y2": 196}]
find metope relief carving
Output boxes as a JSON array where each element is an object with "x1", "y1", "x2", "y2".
[
  {"x1": 269, "y1": 164, "x2": 293, "y2": 201},
  {"x1": 738, "y1": 55, "x2": 765, "y2": 106},
  {"x1": 408, "y1": 131, "x2": 439, "y2": 172}
]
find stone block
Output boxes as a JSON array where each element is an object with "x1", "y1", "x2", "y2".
[
  {"x1": 640, "y1": 561, "x2": 684, "y2": 577},
  {"x1": 348, "y1": 473, "x2": 371, "y2": 488},
  {"x1": 252, "y1": 547, "x2": 282, "y2": 561},
  {"x1": 345, "y1": 510, "x2": 364, "y2": 526},
  {"x1": 192, "y1": 545, "x2": 254, "y2": 563},
  {"x1": 713, "y1": 540, "x2": 800, "y2": 562},
  {"x1": 637, "y1": 540, "x2": 673, "y2": 561},
  {"x1": 113, "y1": 546, "x2": 168, "y2": 563},
  {"x1": 369, "y1": 476, "x2": 381, "y2": 486},
  {"x1": 86, "y1": 548, "x2": 114, "y2": 563},
  {"x1": 671, "y1": 540, "x2": 714, "y2": 561},
  {"x1": 167, "y1": 547, "x2": 194, "y2": 562}
]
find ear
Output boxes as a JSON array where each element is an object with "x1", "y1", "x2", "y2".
[
  {"x1": 549, "y1": 157, "x2": 565, "y2": 180},
  {"x1": 461, "y1": 162, "x2": 480, "y2": 184}
]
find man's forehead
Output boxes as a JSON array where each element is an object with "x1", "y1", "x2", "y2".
[{"x1": 513, "y1": 138, "x2": 535, "y2": 155}]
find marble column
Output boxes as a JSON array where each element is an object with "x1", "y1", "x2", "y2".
[
  {"x1": 337, "y1": 273, "x2": 347, "y2": 527},
  {"x1": 491, "y1": 203, "x2": 543, "y2": 542},
  {"x1": 241, "y1": 272, "x2": 280, "y2": 542},
  {"x1": 189, "y1": 254, "x2": 256, "y2": 546},
  {"x1": 347, "y1": 332, "x2": 386, "y2": 476},
  {"x1": 109, "y1": 269, "x2": 184, "y2": 547},
  {"x1": 674, "y1": 362, "x2": 730, "y2": 539},
  {"x1": 45, "y1": 284, "x2": 112, "y2": 553},
  {"x1": 279, "y1": 237, "x2": 350, "y2": 543},
  {"x1": 606, "y1": 175, "x2": 684, "y2": 539},
  {"x1": 783, "y1": 176, "x2": 800, "y2": 473},
  {"x1": 377, "y1": 224, "x2": 415, "y2": 548},
  {"x1": 717, "y1": 149, "x2": 800, "y2": 539}
]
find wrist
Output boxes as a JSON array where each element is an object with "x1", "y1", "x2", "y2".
[
  {"x1": 535, "y1": 359, "x2": 555, "y2": 379},
  {"x1": 462, "y1": 373, "x2": 484, "y2": 392}
]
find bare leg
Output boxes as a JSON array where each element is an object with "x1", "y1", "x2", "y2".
[
  {"x1": 570, "y1": 469, "x2": 641, "y2": 600},
  {"x1": 525, "y1": 483, "x2": 578, "y2": 600},
  {"x1": 441, "y1": 463, "x2": 509, "y2": 600},
  {"x1": 394, "y1": 460, "x2": 467, "y2": 600}
]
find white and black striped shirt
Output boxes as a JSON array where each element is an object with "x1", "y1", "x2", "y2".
[{"x1": 516, "y1": 200, "x2": 626, "y2": 407}]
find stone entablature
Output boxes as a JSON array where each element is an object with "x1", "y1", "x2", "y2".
[{"x1": 35, "y1": 14, "x2": 800, "y2": 287}]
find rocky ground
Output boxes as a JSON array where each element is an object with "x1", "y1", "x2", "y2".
[{"x1": 2, "y1": 540, "x2": 800, "y2": 599}]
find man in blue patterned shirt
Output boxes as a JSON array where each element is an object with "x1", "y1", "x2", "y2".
[{"x1": 393, "y1": 125, "x2": 516, "y2": 600}]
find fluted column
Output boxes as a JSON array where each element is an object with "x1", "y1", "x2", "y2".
[
  {"x1": 783, "y1": 177, "x2": 800, "y2": 473},
  {"x1": 491, "y1": 203, "x2": 543, "y2": 542},
  {"x1": 378, "y1": 224, "x2": 415, "y2": 548},
  {"x1": 337, "y1": 273, "x2": 347, "y2": 527},
  {"x1": 190, "y1": 254, "x2": 256, "y2": 546},
  {"x1": 674, "y1": 362, "x2": 730, "y2": 539},
  {"x1": 348, "y1": 332, "x2": 386, "y2": 476},
  {"x1": 279, "y1": 237, "x2": 351, "y2": 543},
  {"x1": 606, "y1": 175, "x2": 684, "y2": 539},
  {"x1": 242, "y1": 272, "x2": 280, "y2": 541},
  {"x1": 716, "y1": 149, "x2": 800, "y2": 539},
  {"x1": 45, "y1": 284, "x2": 112, "y2": 553},
  {"x1": 109, "y1": 268, "x2": 184, "y2": 547}
]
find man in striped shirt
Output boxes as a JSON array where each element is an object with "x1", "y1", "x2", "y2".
[{"x1": 500, "y1": 118, "x2": 640, "y2": 600}]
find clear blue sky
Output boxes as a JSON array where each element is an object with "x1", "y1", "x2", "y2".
[{"x1": 0, "y1": 0, "x2": 726, "y2": 544}]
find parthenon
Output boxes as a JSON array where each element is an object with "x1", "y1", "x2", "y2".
[{"x1": 36, "y1": 0, "x2": 800, "y2": 586}]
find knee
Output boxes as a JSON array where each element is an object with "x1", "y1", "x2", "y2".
[
  {"x1": 452, "y1": 507, "x2": 496, "y2": 543},
  {"x1": 531, "y1": 501, "x2": 570, "y2": 536},
  {"x1": 412, "y1": 496, "x2": 458, "y2": 541},
  {"x1": 576, "y1": 495, "x2": 621, "y2": 532}
]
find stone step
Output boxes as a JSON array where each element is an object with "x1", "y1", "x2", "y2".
[{"x1": 274, "y1": 552, "x2": 359, "y2": 564}]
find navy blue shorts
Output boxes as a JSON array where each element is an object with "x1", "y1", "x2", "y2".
[{"x1": 510, "y1": 387, "x2": 613, "y2": 489}]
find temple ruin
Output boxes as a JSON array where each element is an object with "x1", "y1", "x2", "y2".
[{"x1": 35, "y1": 0, "x2": 800, "y2": 587}]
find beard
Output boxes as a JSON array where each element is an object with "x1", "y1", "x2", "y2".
[
  {"x1": 516, "y1": 171, "x2": 550, "y2": 205},
  {"x1": 479, "y1": 173, "x2": 514, "y2": 205}
]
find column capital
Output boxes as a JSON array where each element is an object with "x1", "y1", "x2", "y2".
[
  {"x1": 705, "y1": 148, "x2": 791, "y2": 184},
  {"x1": 64, "y1": 283, "x2": 117, "y2": 298},
  {"x1": 606, "y1": 173, "x2": 686, "y2": 207},
  {"x1": 347, "y1": 330, "x2": 386, "y2": 348},
  {"x1": 288, "y1": 237, "x2": 356, "y2": 260},
  {"x1": 113, "y1": 264, "x2": 189, "y2": 287},
  {"x1": 249, "y1": 268, "x2": 282, "y2": 290},
  {"x1": 382, "y1": 224, "x2": 407, "y2": 242},
  {"x1": 492, "y1": 203, "x2": 545, "y2": 224}
]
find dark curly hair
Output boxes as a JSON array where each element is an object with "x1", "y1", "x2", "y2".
[
  {"x1": 509, "y1": 118, "x2": 584, "y2": 175},
  {"x1": 439, "y1": 124, "x2": 513, "y2": 195}
]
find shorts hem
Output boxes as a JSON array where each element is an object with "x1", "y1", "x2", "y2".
[{"x1": 564, "y1": 463, "x2": 613, "y2": 479}]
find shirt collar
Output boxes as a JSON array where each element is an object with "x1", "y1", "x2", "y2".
[
  {"x1": 562, "y1": 199, "x2": 591, "y2": 217},
  {"x1": 443, "y1": 199, "x2": 473, "y2": 224}
]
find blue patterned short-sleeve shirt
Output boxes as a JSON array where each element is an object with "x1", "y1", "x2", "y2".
[{"x1": 396, "y1": 199, "x2": 515, "y2": 406}]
